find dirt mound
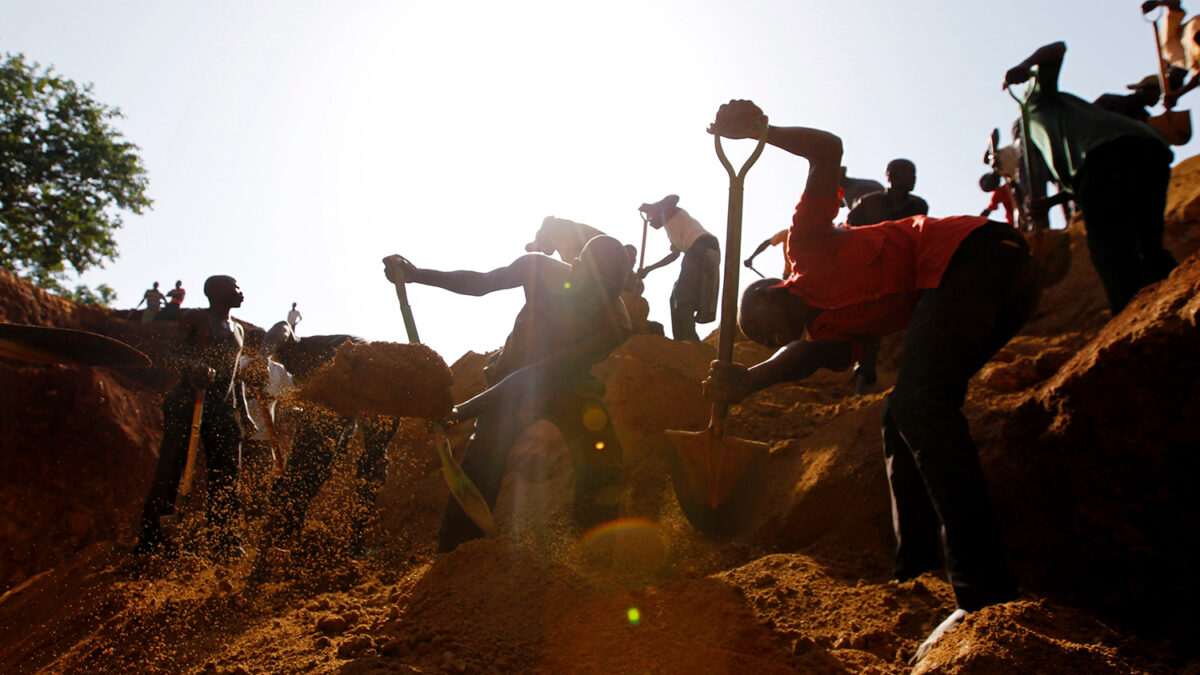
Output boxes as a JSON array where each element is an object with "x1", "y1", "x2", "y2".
[{"x1": 297, "y1": 341, "x2": 453, "y2": 419}]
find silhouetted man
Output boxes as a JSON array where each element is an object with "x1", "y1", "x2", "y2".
[
  {"x1": 704, "y1": 100, "x2": 1040, "y2": 664},
  {"x1": 136, "y1": 281, "x2": 166, "y2": 324},
  {"x1": 847, "y1": 159, "x2": 929, "y2": 227},
  {"x1": 1007, "y1": 41, "x2": 1176, "y2": 313},
  {"x1": 133, "y1": 275, "x2": 252, "y2": 559},
  {"x1": 383, "y1": 235, "x2": 631, "y2": 553},
  {"x1": 255, "y1": 323, "x2": 399, "y2": 559}
]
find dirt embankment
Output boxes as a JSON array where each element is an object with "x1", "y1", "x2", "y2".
[{"x1": 2, "y1": 155, "x2": 1200, "y2": 673}]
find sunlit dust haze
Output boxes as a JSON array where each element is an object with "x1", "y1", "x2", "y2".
[{"x1": 1, "y1": 0, "x2": 1183, "y2": 361}]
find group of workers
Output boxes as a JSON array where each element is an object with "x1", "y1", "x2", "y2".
[{"x1": 126, "y1": 30, "x2": 1180, "y2": 664}]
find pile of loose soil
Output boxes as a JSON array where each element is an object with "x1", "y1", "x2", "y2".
[{"x1": 297, "y1": 341, "x2": 453, "y2": 420}]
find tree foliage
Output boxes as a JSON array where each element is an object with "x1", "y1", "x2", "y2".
[{"x1": 0, "y1": 52, "x2": 151, "y2": 304}]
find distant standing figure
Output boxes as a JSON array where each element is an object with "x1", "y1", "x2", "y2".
[
  {"x1": 158, "y1": 280, "x2": 187, "y2": 321},
  {"x1": 637, "y1": 194, "x2": 720, "y2": 342},
  {"x1": 136, "y1": 282, "x2": 166, "y2": 324},
  {"x1": 1093, "y1": 75, "x2": 1162, "y2": 123},
  {"x1": 287, "y1": 302, "x2": 302, "y2": 331},
  {"x1": 745, "y1": 229, "x2": 793, "y2": 279},
  {"x1": 847, "y1": 159, "x2": 930, "y2": 227},
  {"x1": 525, "y1": 216, "x2": 606, "y2": 264}
]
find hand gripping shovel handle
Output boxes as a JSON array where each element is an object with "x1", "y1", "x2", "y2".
[
  {"x1": 178, "y1": 387, "x2": 206, "y2": 497},
  {"x1": 710, "y1": 124, "x2": 770, "y2": 433}
]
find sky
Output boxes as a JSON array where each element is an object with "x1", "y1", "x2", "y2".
[{"x1": 0, "y1": 0, "x2": 1186, "y2": 363}]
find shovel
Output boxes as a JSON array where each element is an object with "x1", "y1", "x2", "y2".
[
  {"x1": 666, "y1": 124, "x2": 772, "y2": 536},
  {"x1": 178, "y1": 387, "x2": 206, "y2": 497},
  {"x1": 638, "y1": 212, "x2": 649, "y2": 274},
  {"x1": 0, "y1": 322, "x2": 150, "y2": 368},
  {"x1": 386, "y1": 259, "x2": 497, "y2": 537}
]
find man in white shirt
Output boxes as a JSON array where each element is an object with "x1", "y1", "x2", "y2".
[
  {"x1": 637, "y1": 194, "x2": 720, "y2": 342},
  {"x1": 287, "y1": 302, "x2": 302, "y2": 332}
]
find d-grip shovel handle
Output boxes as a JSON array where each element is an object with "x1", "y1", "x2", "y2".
[
  {"x1": 710, "y1": 124, "x2": 770, "y2": 435},
  {"x1": 387, "y1": 259, "x2": 421, "y2": 344}
]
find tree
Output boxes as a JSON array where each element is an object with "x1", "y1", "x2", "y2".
[{"x1": 0, "y1": 52, "x2": 151, "y2": 304}]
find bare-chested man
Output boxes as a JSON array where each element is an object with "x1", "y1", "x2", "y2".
[
  {"x1": 383, "y1": 235, "x2": 632, "y2": 552},
  {"x1": 132, "y1": 275, "x2": 253, "y2": 559}
]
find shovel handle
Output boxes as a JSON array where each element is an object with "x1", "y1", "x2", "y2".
[
  {"x1": 1005, "y1": 84, "x2": 1049, "y2": 232},
  {"x1": 178, "y1": 387, "x2": 206, "y2": 497},
  {"x1": 709, "y1": 124, "x2": 770, "y2": 433},
  {"x1": 638, "y1": 212, "x2": 649, "y2": 274},
  {"x1": 387, "y1": 261, "x2": 421, "y2": 344}
]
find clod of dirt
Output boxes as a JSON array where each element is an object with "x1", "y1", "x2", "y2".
[{"x1": 297, "y1": 341, "x2": 453, "y2": 419}]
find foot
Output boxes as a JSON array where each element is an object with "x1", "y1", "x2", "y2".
[{"x1": 910, "y1": 608, "x2": 968, "y2": 666}]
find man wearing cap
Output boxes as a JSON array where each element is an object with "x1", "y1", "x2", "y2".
[
  {"x1": 1007, "y1": 41, "x2": 1176, "y2": 313},
  {"x1": 702, "y1": 99, "x2": 1041, "y2": 665},
  {"x1": 637, "y1": 194, "x2": 720, "y2": 342},
  {"x1": 383, "y1": 235, "x2": 632, "y2": 552},
  {"x1": 1094, "y1": 75, "x2": 1163, "y2": 123},
  {"x1": 525, "y1": 216, "x2": 606, "y2": 264}
]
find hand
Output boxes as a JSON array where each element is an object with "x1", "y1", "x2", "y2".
[
  {"x1": 701, "y1": 360, "x2": 755, "y2": 405},
  {"x1": 1164, "y1": 91, "x2": 1180, "y2": 109},
  {"x1": 189, "y1": 365, "x2": 216, "y2": 389},
  {"x1": 382, "y1": 254, "x2": 417, "y2": 283},
  {"x1": 1004, "y1": 65, "x2": 1032, "y2": 88},
  {"x1": 635, "y1": 268, "x2": 648, "y2": 280},
  {"x1": 708, "y1": 99, "x2": 768, "y2": 139}
]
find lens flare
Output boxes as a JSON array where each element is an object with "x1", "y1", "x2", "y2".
[
  {"x1": 594, "y1": 441, "x2": 605, "y2": 450},
  {"x1": 627, "y1": 607, "x2": 641, "y2": 625},
  {"x1": 581, "y1": 406, "x2": 607, "y2": 431},
  {"x1": 563, "y1": 282, "x2": 571, "y2": 289}
]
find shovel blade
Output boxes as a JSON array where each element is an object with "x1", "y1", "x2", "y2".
[
  {"x1": 433, "y1": 423, "x2": 497, "y2": 537},
  {"x1": 666, "y1": 427, "x2": 769, "y2": 536},
  {"x1": 0, "y1": 322, "x2": 151, "y2": 368}
]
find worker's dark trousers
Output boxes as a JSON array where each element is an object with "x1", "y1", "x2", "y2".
[
  {"x1": 438, "y1": 375, "x2": 623, "y2": 553},
  {"x1": 883, "y1": 223, "x2": 1040, "y2": 612},
  {"x1": 135, "y1": 386, "x2": 242, "y2": 549},
  {"x1": 1075, "y1": 136, "x2": 1176, "y2": 314},
  {"x1": 670, "y1": 235, "x2": 719, "y2": 342},
  {"x1": 267, "y1": 411, "x2": 398, "y2": 546}
]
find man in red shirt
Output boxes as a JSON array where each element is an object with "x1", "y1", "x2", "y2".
[{"x1": 703, "y1": 100, "x2": 1041, "y2": 663}]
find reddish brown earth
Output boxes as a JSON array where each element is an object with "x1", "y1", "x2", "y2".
[{"x1": 2, "y1": 157, "x2": 1200, "y2": 673}]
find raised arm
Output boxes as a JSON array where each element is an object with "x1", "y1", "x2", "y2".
[
  {"x1": 637, "y1": 249, "x2": 681, "y2": 278},
  {"x1": 382, "y1": 253, "x2": 551, "y2": 297},
  {"x1": 708, "y1": 100, "x2": 843, "y2": 200},
  {"x1": 1005, "y1": 41, "x2": 1066, "y2": 93}
]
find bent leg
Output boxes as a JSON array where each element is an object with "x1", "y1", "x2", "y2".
[{"x1": 882, "y1": 397, "x2": 943, "y2": 581}]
